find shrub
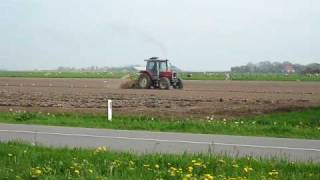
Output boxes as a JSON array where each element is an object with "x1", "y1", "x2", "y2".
[{"x1": 14, "y1": 111, "x2": 36, "y2": 121}]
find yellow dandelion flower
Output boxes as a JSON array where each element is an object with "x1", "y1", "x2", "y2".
[
  {"x1": 155, "y1": 164, "x2": 160, "y2": 169},
  {"x1": 183, "y1": 173, "x2": 192, "y2": 179},
  {"x1": 94, "y1": 146, "x2": 109, "y2": 153},
  {"x1": 243, "y1": 166, "x2": 253, "y2": 173},
  {"x1": 169, "y1": 166, "x2": 177, "y2": 171},
  {"x1": 232, "y1": 164, "x2": 239, "y2": 168},
  {"x1": 204, "y1": 173, "x2": 215, "y2": 180},
  {"x1": 188, "y1": 166, "x2": 193, "y2": 172},
  {"x1": 268, "y1": 170, "x2": 279, "y2": 176},
  {"x1": 32, "y1": 169, "x2": 42, "y2": 177},
  {"x1": 204, "y1": 177, "x2": 211, "y2": 180}
]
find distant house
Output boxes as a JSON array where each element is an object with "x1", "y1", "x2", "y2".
[{"x1": 284, "y1": 64, "x2": 295, "y2": 73}]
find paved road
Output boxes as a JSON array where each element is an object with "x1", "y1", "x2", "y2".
[{"x1": 0, "y1": 123, "x2": 320, "y2": 162}]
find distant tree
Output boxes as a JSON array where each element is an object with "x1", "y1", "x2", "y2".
[
  {"x1": 247, "y1": 62, "x2": 256, "y2": 72},
  {"x1": 272, "y1": 62, "x2": 283, "y2": 73},
  {"x1": 231, "y1": 61, "x2": 320, "y2": 74},
  {"x1": 292, "y1": 64, "x2": 305, "y2": 73},
  {"x1": 303, "y1": 63, "x2": 320, "y2": 74}
]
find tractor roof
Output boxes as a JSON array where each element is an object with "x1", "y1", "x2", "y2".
[{"x1": 145, "y1": 57, "x2": 168, "y2": 62}]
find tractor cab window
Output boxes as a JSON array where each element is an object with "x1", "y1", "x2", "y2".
[
  {"x1": 159, "y1": 61, "x2": 168, "y2": 72},
  {"x1": 146, "y1": 61, "x2": 156, "y2": 71},
  {"x1": 168, "y1": 63, "x2": 172, "y2": 71}
]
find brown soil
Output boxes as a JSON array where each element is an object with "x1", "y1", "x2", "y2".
[{"x1": 0, "y1": 77, "x2": 320, "y2": 119}]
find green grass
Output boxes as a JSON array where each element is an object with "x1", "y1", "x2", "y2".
[
  {"x1": 180, "y1": 72, "x2": 320, "y2": 81},
  {"x1": 1, "y1": 71, "x2": 320, "y2": 81},
  {"x1": 0, "y1": 71, "x2": 127, "y2": 79},
  {"x1": 1, "y1": 142, "x2": 319, "y2": 179},
  {"x1": 1, "y1": 107, "x2": 320, "y2": 139},
  {"x1": 180, "y1": 72, "x2": 226, "y2": 80}
]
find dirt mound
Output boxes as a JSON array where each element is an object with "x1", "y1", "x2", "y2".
[
  {"x1": 120, "y1": 79, "x2": 139, "y2": 89},
  {"x1": 120, "y1": 73, "x2": 140, "y2": 89}
]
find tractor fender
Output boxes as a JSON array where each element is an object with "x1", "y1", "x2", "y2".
[{"x1": 139, "y1": 71, "x2": 153, "y2": 79}]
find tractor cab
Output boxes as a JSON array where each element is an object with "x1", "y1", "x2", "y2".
[
  {"x1": 138, "y1": 57, "x2": 183, "y2": 90},
  {"x1": 145, "y1": 58, "x2": 172, "y2": 80}
]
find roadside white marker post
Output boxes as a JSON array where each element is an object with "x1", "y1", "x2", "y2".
[{"x1": 107, "y1": 100, "x2": 112, "y2": 121}]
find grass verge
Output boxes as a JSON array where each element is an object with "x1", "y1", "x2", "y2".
[
  {"x1": 0, "y1": 108, "x2": 320, "y2": 139},
  {"x1": 180, "y1": 72, "x2": 320, "y2": 81},
  {"x1": 1, "y1": 142, "x2": 319, "y2": 179},
  {"x1": 1, "y1": 71, "x2": 320, "y2": 81}
]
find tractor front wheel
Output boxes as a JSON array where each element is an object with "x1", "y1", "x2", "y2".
[
  {"x1": 176, "y1": 78, "x2": 184, "y2": 89},
  {"x1": 138, "y1": 73, "x2": 151, "y2": 89},
  {"x1": 159, "y1": 77, "x2": 170, "y2": 90}
]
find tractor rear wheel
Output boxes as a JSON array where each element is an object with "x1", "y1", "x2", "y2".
[
  {"x1": 159, "y1": 77, "x2": 170, "y2": 90},
  {"x1": 138, "y1": 73, "x2": 151, "y2": 89}
]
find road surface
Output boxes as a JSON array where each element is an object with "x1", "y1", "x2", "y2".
[{"x1": 0, "y1": 123, "x2": 319, "y2": 162}]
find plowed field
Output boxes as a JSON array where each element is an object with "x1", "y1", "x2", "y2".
[{"x1": 0, "y1": 78, "x2": 319, "y2": 119}]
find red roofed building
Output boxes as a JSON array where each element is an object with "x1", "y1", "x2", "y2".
[{"x1": 284, "y1": 64, "x2": 295, "y2": 73}]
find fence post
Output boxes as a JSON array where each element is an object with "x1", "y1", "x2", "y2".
[{"x1": 107, "y1": 100, "x2": 112, "y2": 121}]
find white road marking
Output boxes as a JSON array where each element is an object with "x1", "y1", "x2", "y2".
[{"x1": 0, "y1": 129, "x2": 320, "y2": 152}]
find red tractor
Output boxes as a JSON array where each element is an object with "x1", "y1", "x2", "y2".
[{"x1": 138, "y1": 57, "x2": 183, "y2": 89}]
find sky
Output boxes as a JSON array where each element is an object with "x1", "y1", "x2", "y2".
[{"x1": 0, "y1": 0, "x2": 319, "y2": 71}]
